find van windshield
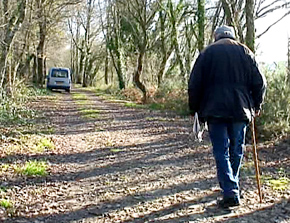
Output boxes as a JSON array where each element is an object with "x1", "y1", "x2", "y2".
[{"x1": 51, "y1": 70, "x2": 68, "y2": 78}]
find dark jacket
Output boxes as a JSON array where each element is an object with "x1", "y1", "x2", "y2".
[{"x1": 188, "y1": 38, "x2": 267, "y2": 123}]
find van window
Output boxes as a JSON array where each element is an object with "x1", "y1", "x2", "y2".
[{"x1": 51, "y1": 70, "x2": 68, "y2": 78}]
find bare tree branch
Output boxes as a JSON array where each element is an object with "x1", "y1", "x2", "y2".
[
  {"x1": 257, "y1": 11, "x2": 290, "y2": 38},
  {"x1": 256, "y1": 1, "x2": 290, "y2": 18}
]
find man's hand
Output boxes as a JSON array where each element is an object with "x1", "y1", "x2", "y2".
[
  {"x1": 255, "y1": 110, "x2": 261, "y2": 117},
  {"x1": 189, "y1": 114, "x2": 195, "y2": 123}
]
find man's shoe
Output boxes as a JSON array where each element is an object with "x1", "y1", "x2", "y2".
[
  {"x1": 240, "y1": 190, "x2": 244, "y2": 199},
  {"x1": 217, "y1": 197, "x2": 240, "y2": 208}
]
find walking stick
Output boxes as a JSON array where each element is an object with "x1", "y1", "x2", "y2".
[{"x1": 251, "y1": 118, "x2": 263, "y2": 203}]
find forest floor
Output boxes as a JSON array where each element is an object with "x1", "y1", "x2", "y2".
[{"x1": 0, "y1": 87, "x2": 289, "y2": 223}]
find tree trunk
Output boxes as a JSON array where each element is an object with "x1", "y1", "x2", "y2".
[
  {"x1": 169, "y1": 0, "x2": 186, "y2": 83},
  {"x1": 221, "y1": 0, "x2": 234, "y2": 27},
  {"x1": 19, "y1": 54, "x2": 34, "y2": 78},
  {"x1": 245, "y1": 0, "x2": 255, "y2": 52},
  {"x1": 133, "y1": 50, "x2": 147, "y2": 103},
  {"x1": 78, "y1": 40, "x2": 85, "y2": 84},
  {"x1": 0, "y1": 0, "x2": 26, "y2": 92},
  {"x1": 82, "y1": 55, "x2": 88, "y2": 87},
  {"x1": 76, "y1": 49, "x2": 82, "y2": 84},
  {"x1": 36, "y1": 0, "x2": 47, "y2": 88},
  {"x1": 36, "y1": 54, "x2": 44, "y2": 87},
  {"x1": 32, "y1": 55, "x2": 37, "y2": 84},
  {"x1": 157, "y1": 9, "x2": 166, "y2": 88},
  {"x1": 157, "y1": 7, "x2": 173, "y2": 88},
  {"x1": 157, "y1": 58, "x2": 166, "y2": 88},
  {"x1": 197, "y1": 0, "x2": 205, "y2": 52},
  {"x1": 104, "y1": 49, "x2": 109, "y2": 85},
  {"x1": 287, "y1": 37, "x2": 290, "y2": 84},
  {"x1": 114, "y1": 48, "x2": 125, "y2": 90},
  {"x1": 111, "y1": 4, "x2": 126, "y2": 90},
  {"x1": 185, "y1": 22, "x2": 196, "y2": 74},
  {"x1": 44, "y1": 56, "x2": 47, "y2": 78},
  {"x1": 82, "y1": 0, "x2": 93, "y2": 87},
  {"x1": 98, "y1": 0, "x2": 110, "y2": 86},
  {"x1": 70, "y1": 38, "x2": 75, "y2": 80},
  {"x1": 36, "y1": 47, "x2": 45, "y2": 87},
  {"x1": 75, "y1": 15, "x2": 81, "y2": 83}
]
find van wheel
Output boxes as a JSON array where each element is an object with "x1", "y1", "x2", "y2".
[{"x1": 65, "y1": 89, "x2": 71, "y2": 93}]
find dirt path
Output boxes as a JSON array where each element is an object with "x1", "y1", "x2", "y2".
[{"x1": 1, "y1": 87, "x2": 290, "y2": 223}]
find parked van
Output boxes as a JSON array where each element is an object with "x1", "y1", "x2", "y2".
[{"x1": 46, "y1": 67, "x2": 71, "y2": 92}]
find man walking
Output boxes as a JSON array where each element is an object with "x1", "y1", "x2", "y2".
[{"x1": 188, "y1": 25, "x2": 266, "y2": 208}]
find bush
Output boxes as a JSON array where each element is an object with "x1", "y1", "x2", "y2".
[
  {"x1": 148, "y1": 80, "x2": 188, "y2": 115},
  {"x1": 0, "y1": 82, "x2": 48, "y2": 126},
  {"x1": 256, "y1": 63, "x2": 290, "y2": 140},
  {"x1": 120, "y1": 88, "x2": 143, "y2": 102}
]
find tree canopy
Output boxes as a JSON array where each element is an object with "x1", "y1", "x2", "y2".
[{"x1": 0, "y1": 0, "x2": 289, "y2": 100}]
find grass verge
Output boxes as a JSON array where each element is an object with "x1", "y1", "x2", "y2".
[
  {"x1": 79, "y1": 109, "x2": 100, "y2": 119},
  {"x1": 1, "y1": 135, "x2": 55, "y2": 156},
  {"x1": 82, "y1": 86, "x2": 189, "y2": 116},
  {"x1": 0, "y1": 199, "x2": 13, "y2": 209},
  {"x1": 14, "y1": 160, "x2": 48, "y2": 177}
]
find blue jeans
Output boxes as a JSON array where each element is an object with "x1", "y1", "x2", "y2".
[{"x1": 208, "y1": 121, "x2": 247, "y2": 200}]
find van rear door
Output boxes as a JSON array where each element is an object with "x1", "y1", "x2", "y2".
[{"x1": 47, "y1": 68, "x2": 71, "y2": 91}]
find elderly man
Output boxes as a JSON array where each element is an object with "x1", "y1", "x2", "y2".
[{"x1": 188, "y1": 25, "x2": 266, "y2": 208}]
